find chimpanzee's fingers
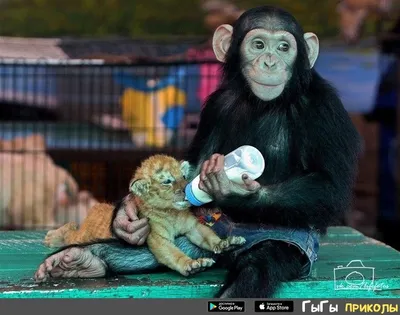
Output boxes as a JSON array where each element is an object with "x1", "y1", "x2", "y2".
[
  {"x1": 126, "y1": 218, "x2": 149, "y2": 233},
  {"x1": 214, "y1": 155, "x2": 230, "y2": 184},
  {"x1": 198, "y1": 169, "x2": 212, "y2": 194},
  {"x1": 200, "y1": 160, "x2": 210, "y2": 182},
  {"x1": 206, "y1": 172, "x2": 220, "y2": 193},
  {"x1": 214, "y1": 155, "x2": 225, "y2": 173},
  {"x1": 135, "y1": 225, "x2": 151, "y2": 246},
  {"x1": 208, "y1": 157, "x2": 227, "y2": 193},
  {"x1": 206, "y1": 154, "x2": 220, "y2": 174},
  {"x1": 137, "y1": 228, "x2": 150, "y2": 246},
  {"x1": 203, "y1": 173, "x2": 215, "y2": 192},
  {"x1": 198, "y1": 179, "x2": 211, "y2": 194},
  {"x1": 118, "y1": 224, "x2": 150, "y2": 245},
  {"x1": 123, "y1": 197, "x2": 139, "y2": 221},
  {"x1": 200, "y1": 160, "x2": 213, "y2": 192},
  {"x1": 242, "y1": 174, "x2": 262, "y2": 192},
  {"x1": 114, "y1": 212, "x2": 133, "y2": 233}
]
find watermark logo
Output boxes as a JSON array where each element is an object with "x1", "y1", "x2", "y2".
[
  {"x1": 302, "y1": 300, "x2": 338, "y2": 313},
  {"x1": 333, "y1": 260, "x2": 389, "y2": 291}
]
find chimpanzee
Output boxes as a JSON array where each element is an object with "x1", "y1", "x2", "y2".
[{"x1": 34, "y1": 6, "x2": 362, "y2": 298}]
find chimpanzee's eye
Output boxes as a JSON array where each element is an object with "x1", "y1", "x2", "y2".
[
  {"x1": 162, "y1": 179, "x2": 172, "y2": 185},
  {"x1": 278, "y1": 42, "x2": 289, "y2": 52},
  {"x1": 252, "y1": 40, "x2": 265, "y2": 50}
]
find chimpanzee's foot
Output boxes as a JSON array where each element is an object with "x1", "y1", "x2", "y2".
[{"x1": 34, "y1": 247, "x2": 106, "y2": 283}]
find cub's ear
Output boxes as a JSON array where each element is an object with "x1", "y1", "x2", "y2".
[
  {"x1": 129, "y1": 179, "x2": 150, "y2": 196},
  {"x1": 179, "y1": 160, "x2": 191, "y2": 179}
]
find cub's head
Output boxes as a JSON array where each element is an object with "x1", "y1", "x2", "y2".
[{"x1": 129, "y1": 155, "x2": 191, "y2": 210}]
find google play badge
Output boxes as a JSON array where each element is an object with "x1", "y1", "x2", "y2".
[{"x1": 209, "y1": 302, "x2": 217, "y2": 311}]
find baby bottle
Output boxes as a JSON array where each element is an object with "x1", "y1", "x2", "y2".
[{"x1": 184, "y1": 145, "x2": 265, "y2": 206}]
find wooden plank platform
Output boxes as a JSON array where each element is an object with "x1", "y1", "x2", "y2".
[{"x1": 0, "y1": 227, "x2": 399, "y2": 298}]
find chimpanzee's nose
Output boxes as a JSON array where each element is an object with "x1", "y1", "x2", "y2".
[
  {"x1": 263, "y1": 53, "x2": 277, "y2": 70},
  {"x1": 263, "y1": 59, "x2": 277, "y2": 69}
]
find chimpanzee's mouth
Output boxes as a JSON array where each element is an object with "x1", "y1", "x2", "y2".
[{"x1": 252, "y1": 80, "x2": 284, "y2": 87}]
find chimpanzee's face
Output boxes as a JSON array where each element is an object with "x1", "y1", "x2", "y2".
[
  {"x1": 212, "y1": 22, "x2": 319, "y2": 102},
  {"x1": 240, "y1": 29, "x2": 297, "y2": 101}
]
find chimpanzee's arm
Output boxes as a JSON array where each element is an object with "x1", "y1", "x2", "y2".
[{"x1": 221, "y1": 98, "x2": 362, "y2": 231}]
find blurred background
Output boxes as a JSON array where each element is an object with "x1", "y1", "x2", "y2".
[{"x1": 0, "y1": 0, "x2": 399, "y2": 249}]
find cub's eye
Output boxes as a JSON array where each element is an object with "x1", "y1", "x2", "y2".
[
  {"x1": 278, "y1": 42, "x2": 289, "y2": 52},
  {"x1": 252, "y1": 40, "x2": 265, "y2": 50},
  {"x1": 162, "y1": 179, "x2": 172, "y2": 185}
]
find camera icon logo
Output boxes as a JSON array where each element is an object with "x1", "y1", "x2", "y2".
[{"x1": 333, "y1": 260, "x2": 375, "y2": 290}]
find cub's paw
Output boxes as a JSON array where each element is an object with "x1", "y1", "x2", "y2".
[
  {"x1": 44, "y1": 222, "x2": 77, "y2": 248},
  {"x1": 44, "y1": 229, "x2": 66, "y2": 248},
  {"x1": 213, "y1": 236, "x2": 246, "y2": 254},
  {"x1": 181, "y1": 258, "x2": 216, "y2": 276}
]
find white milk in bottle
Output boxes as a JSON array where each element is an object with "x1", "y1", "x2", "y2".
[{"x1": 184, "y1": 145, "x2": 265, "y2": 206}]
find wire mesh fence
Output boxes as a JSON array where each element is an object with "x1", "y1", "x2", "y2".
[{"x1": 0, "y1": 57, "x2": 222, "y2": 230}]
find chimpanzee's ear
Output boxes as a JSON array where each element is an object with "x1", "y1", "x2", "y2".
[
  {"x1": 129, "y1": 179, "x2": 150, "y2": 196},
  {"x1": 304, "y1": 32, "x2": 319, "y2": 68},
  {"x1": 212, "y1": 24, "x2": 233, "y2": 63}
]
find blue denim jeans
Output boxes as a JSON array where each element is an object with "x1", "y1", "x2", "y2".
[{"x1": 208, "y1": 214, "x2": 320, "y2": 278}]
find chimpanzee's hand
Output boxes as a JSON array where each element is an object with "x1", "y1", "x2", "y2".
[
  {"x1": 112, "y1": 194, "x2": 150, "y2": 245},
  {"x1": 198, "y1": 154, "x2": 261, "y2": 202}
]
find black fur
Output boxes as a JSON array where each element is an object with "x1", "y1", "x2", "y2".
[
  {"x1": 215, "y1": 241, "x2": 306, "y2": 298},
  {"x1": 109, "y1": 197, "x2": 125, "y2": 237},
  {"x1": 185, "y1": 6, "x2": 362, "y2": 297},
  {"x1": 44, "y1": 6, "x2": 362, "y2": 299}
]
